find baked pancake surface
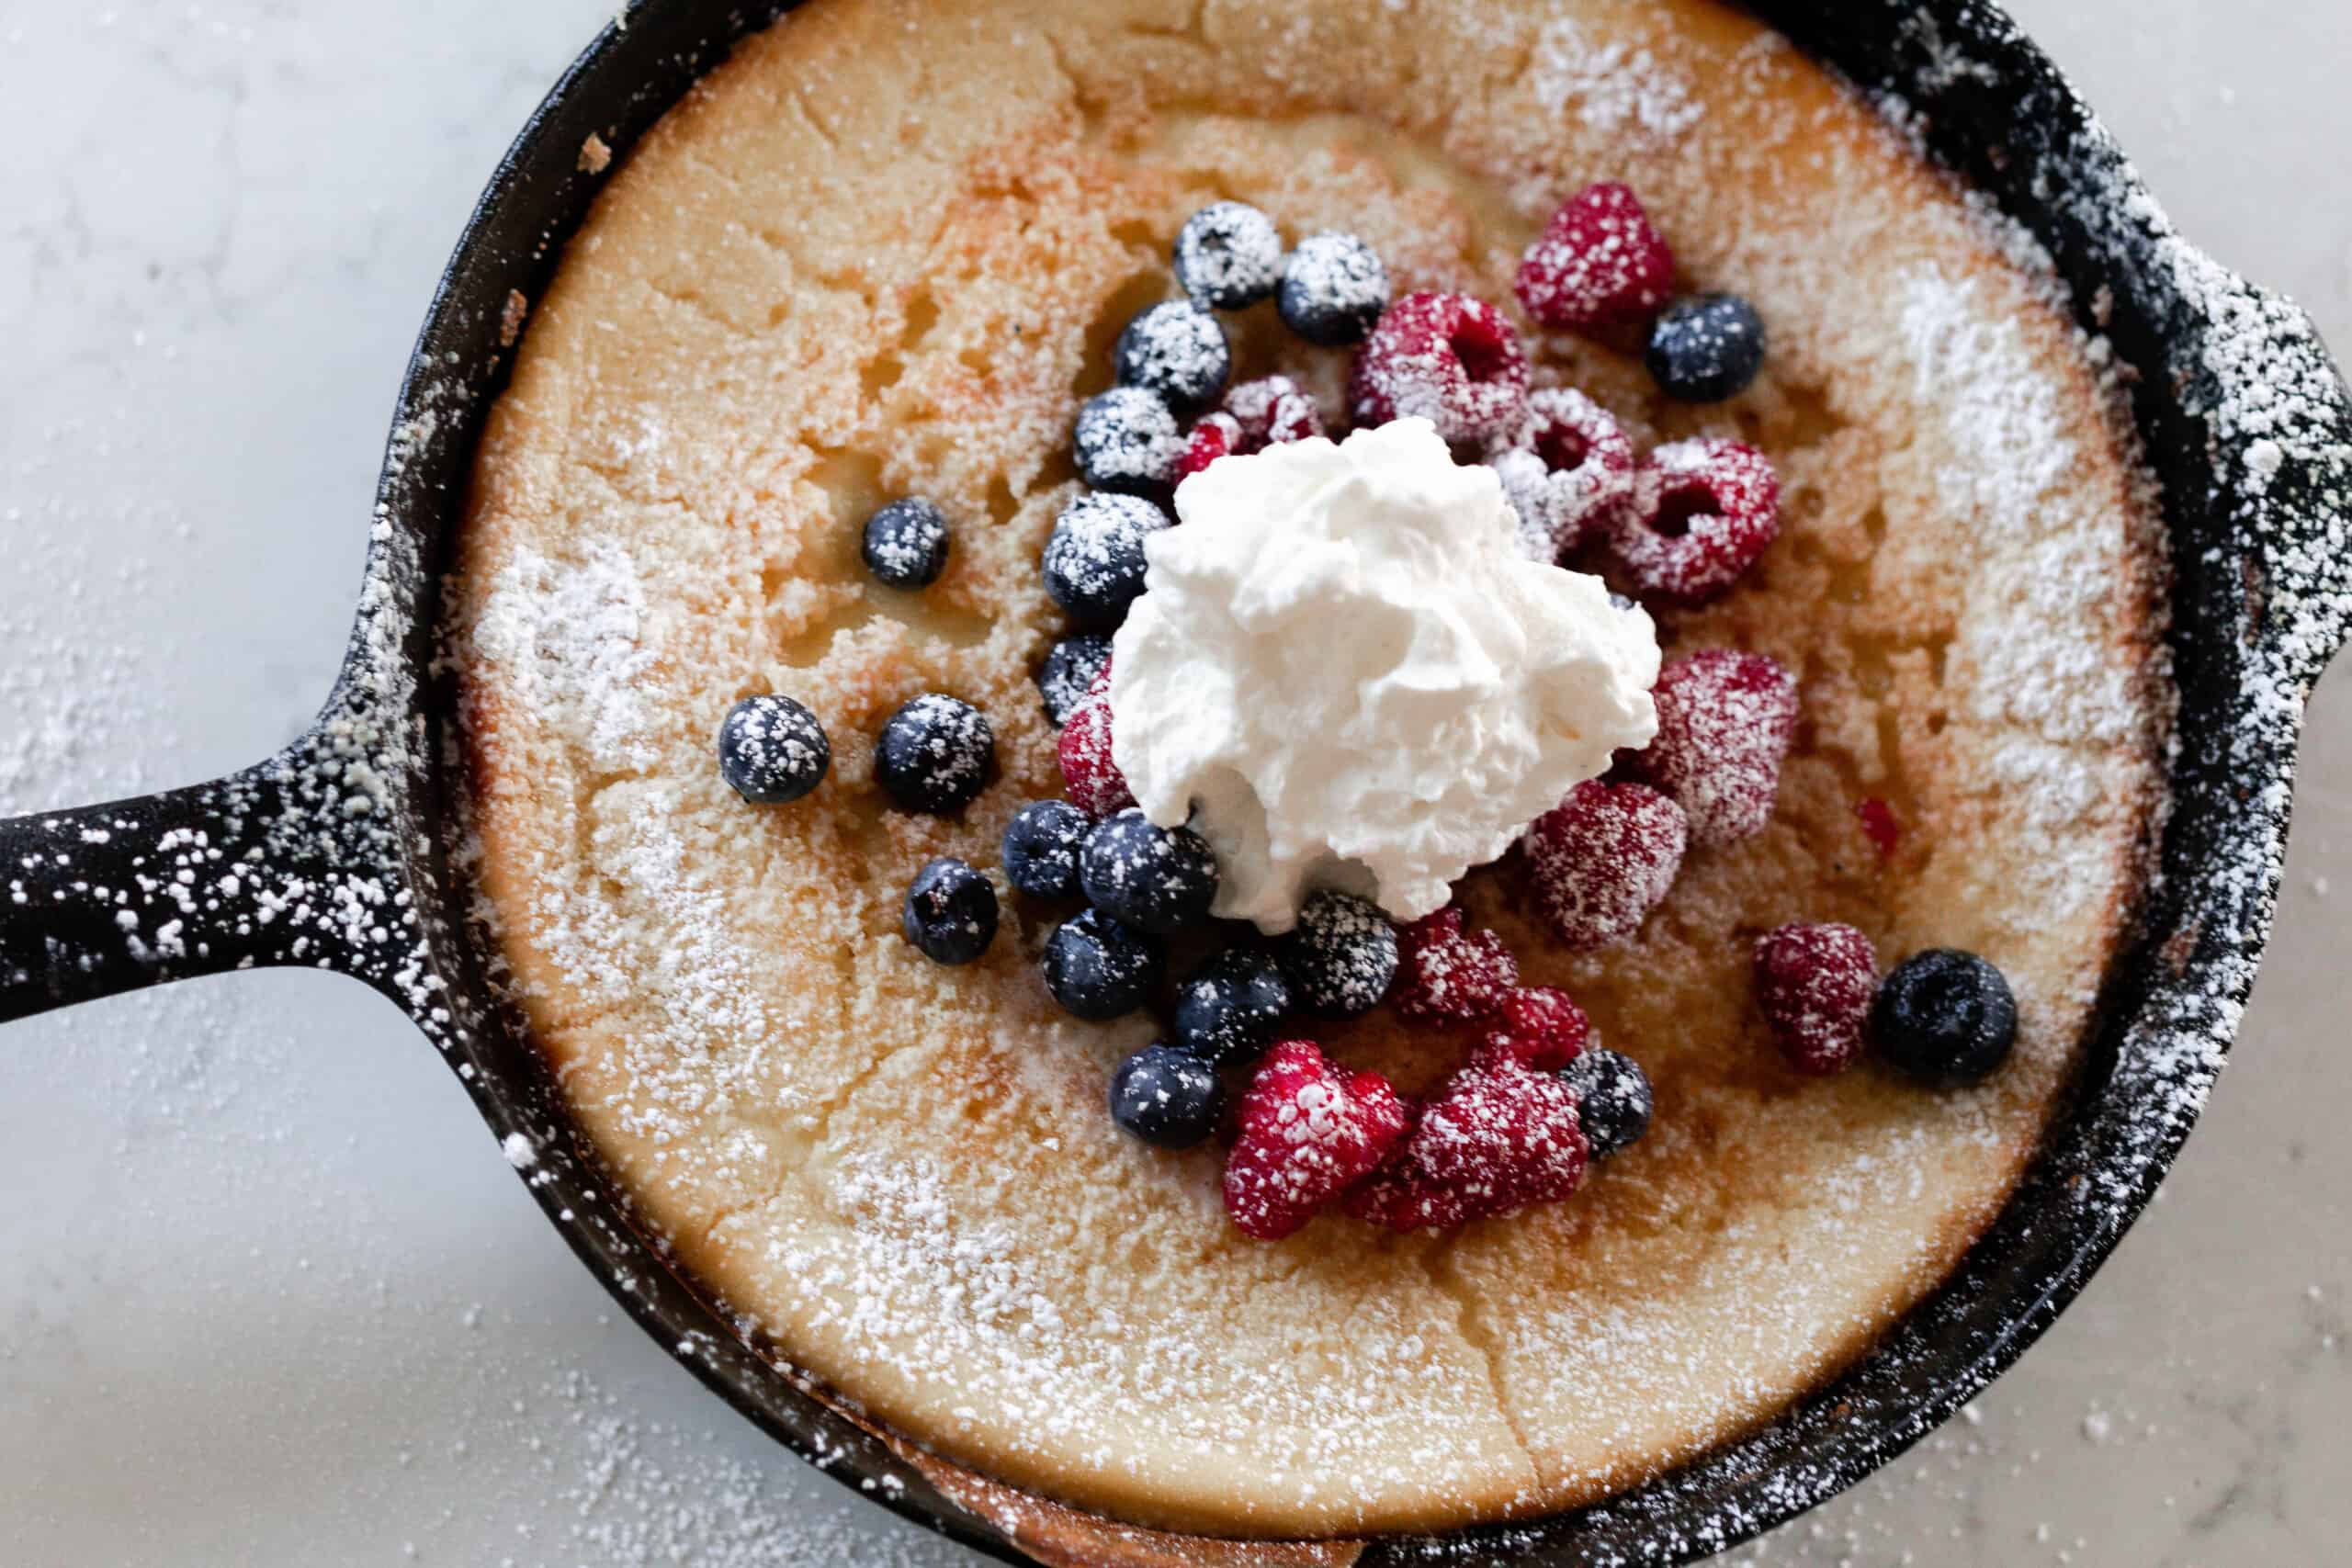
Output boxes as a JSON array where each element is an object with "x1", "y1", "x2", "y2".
[{"x1": 452, "y1": 0, "x2": 2168, "y2": 1539}]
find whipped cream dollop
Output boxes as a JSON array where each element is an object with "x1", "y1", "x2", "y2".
[{"x1": 1110, "y1": 418, "x2": 1661, "y2": 933}]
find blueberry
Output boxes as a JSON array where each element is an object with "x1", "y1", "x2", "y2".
[
  {"x1": 1277, "y1": 232, "x2": 1389, "y2": 347},
  {"x1": 902, "y1": 857, "x2": 998, "y2": 965},
  {"x1": 1114, "y1": 299, "x2": 1231, "y2": 411},
  {"x1": 1109, "y1": 1043, "x2": 1224, "y2": 1148},
  {"x1": 1274, "y1": 890, "x2": 1397, "y2": 1017},
  {"x1": 1170, "y1": 948, "x2": 1291, "y2": 1066},
  {"x1": 1174, "y1": 202, "x2": 1284, "y2": 311},
  {"x1": 1037, "y1": 633, "x2": 1114, "y2": 727},
  {"x1": 1871, "y1": 949, "x2": 2018, "y2": 1087},
  {"x1": 1001, "y1": 799, "x2": 1091, "y2": 898},
  {"x1": 873, "y1": 694, "x2": 994, "y2": 814},
  {"x1": 860, "y1": 497, "x2": 950, "y2": 589},
  {"x1": 1079, "y1": 807, "x2": 1220, "y2": 935},
  {"x1": 1561, "y1": 1048, "x2": 1653, "y2": 1159},
  {"x1": 1042, "y1": 907, "x2": 1166, "y2": 1021},
  {"x1": 1645, "y1": 293, "x2": 1767, "y2": 403},
  {"x1": 1042, "y1": 492, "x2": 1167, "y2": 629},
  {"x1": 1074, "y1": 385, "x2": 1183, "y2": 495},
  {"x1": 717, "y1": 694, "x2": 831, "y2": 805}
]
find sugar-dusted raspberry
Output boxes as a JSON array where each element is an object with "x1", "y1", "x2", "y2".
[
  {"x1": 1390, "y1": 906, "x2": 1519, "y2": 1022},
  {"x1": 1627, "y1": 649, "x2": 1799, "y2": 849},
  {"x1": 1487, "y1": 388, "x2": 1638, "y2": 562},
  {"x1": 1224, "y1": 1041, "x2": 1410, "y2": 1241},
  {"x1": 1176, "y1": 377, "x2": 1326, "y2": 482},
  {"x1": 1223, "y1": 374, "x2": 1324, "y2": 446},
  {"x1": 1348, "y1": 1056, "x2": 1588, "y2": 1232},
  {"x1": 1479, "y1": 986, "x2": 1590, "y2": 1072},
  {"x1": 1606, "y1": 437, "x2": 1780, "y2": 606},
  {"x1": 1513, "y1": 182, "x2": 1676, "y2": 333},
  {"x1": 1057, "y1": 663, "x2": 1134, "y2": 818},
  {"x1": 1349, "y1": 291, "x2": 1530, "y2": 449},
  {"x1": 1522, "y1": 780, "x2": 1689, "y2": 951},
  {"x1": 1176, "y1": 412, "x2": 1239, "y2": 481},
  {"x1": 1754, "y1": 921, "x2": 1880, "y2": 1077}
]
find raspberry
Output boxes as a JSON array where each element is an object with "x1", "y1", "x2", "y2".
[
  {"x1": 1176, "y1": 412, "x2": 1239, "y2": 480},
  {"x1": 1390, "y1": 907, "x2": 1519, "y2": 1022},
  {"x1": 1349, "y1": 291, "x2": 1530, "y2": 448},
  {"x1": 1057, "y1": 663, "x2": 1134, "y2": 818},
  {"x1": 1480, "y1": 986, "x2": 1590, "y2": 1071},
  {"x1": 1176, "y1": 377, "x2": 1325, "y2": 481},
  {"x1": 1857, "y1": 796, "x2": 1902, "y2": 860},
  {"x1": 1513, "y1": 182, "x2": 1676, "y2": 334},
  {"x1": 1487, "y1": 388, "x2": 1637, "y2": 561},
  {"x1": 1223, "y1": 1041, "x2": 1410, "y2": 1241},
  {"x1": 1522, "y1": 780, "x2": 1689, "y2": 951},
  {"x1": 1606, "y1": 437, "x2": 1780, "y2": 606},
  {"x1": 1754, "y1": 921, "x2": 1880, "y2": 1077},
  {"x1": 1348, "y1": 1057, "x2": 1588, "y2": 1232},
  {"x1": 1627, "y1": 649, "x2": 1799, "y2": 849},
  {"x1": 1223, "y1": 375, "x2": 1323, "y2": 446}
]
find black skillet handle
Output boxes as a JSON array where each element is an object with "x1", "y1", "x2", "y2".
[
  {"x1": 0, "y1": 758, "x2": 365, "y2": 1024},
  {"x1": 2200, "y1": 279, "x2": 2352, "y2": 690}
]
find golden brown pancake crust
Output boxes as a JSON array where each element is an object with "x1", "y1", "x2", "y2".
[{"x1": 451, "y1": 0, "x2": 2167, "y2": 1540}]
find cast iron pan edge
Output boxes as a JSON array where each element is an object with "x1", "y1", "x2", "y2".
[{"x1": 0, "y1": 2, "x2": 2344, "y2": 1563}]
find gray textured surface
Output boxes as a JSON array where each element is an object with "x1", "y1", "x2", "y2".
[{"x1": 0, "y1": 3, "x2": 2343, "y2": 1562}]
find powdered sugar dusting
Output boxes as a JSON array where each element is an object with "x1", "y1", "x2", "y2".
[
  {"x1": 474, "y1": 541, "x2": 660, "y2": 773},
  {"x1": 1528, "y1": 17, "x2": 1704, "y2": 148}
]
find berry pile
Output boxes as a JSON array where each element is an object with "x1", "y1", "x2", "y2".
[
  {"x1": 1751, "y1": 925, "x2": 2018, "y2": 1087},
  {"x1": 708, "y1": 188, "x2": 2015, "y2": 1250}
]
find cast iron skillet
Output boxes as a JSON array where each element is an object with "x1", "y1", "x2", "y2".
[{"x1": 3, "y1": 2, "x2": 2346, "y2": 1562}]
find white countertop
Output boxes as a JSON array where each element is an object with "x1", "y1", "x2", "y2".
[{"x1": 0, "y1": 3, "x2": 2344, "y2": 1563}]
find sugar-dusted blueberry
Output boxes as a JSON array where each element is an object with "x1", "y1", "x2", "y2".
[
  {"x1": 1275, "y1": 889, "x2": 1398, "y2": 1018},
  {"x1": 1871, "y1": 949, "x2": 2018, "y2": 1088},
  {"x1": 1174, "y1": 201, "x2": 1284, "y2": 310},
  {"x1": 1170, "y1": 948, "x2": 1291, "y2": 1066},
  {"x1": 1080, "y1": 807, "x2": 1220, "y2": 935},
  {"x1": 1561, "y1": 1046, "x2": 1652, "y2": 1158},
  {"x1": 873, "y1": 693, "x2": 994, "y2": 815},
  {"x1": 1645, "y1": 293, "x2": 1768, "y2": 403},
  {"x1": 1277, "y1": 232, "x2": 1389, "y2": 347},
  {"x1": 1001, "y1": 799, "x2": 1091, "y2": 899},
  {"x1": 901, "y1": 857, "x2": 999, "y2": 965},
  {"x1": 1037, "y1": 633, "x2": 1114, "y2": 728},
  {"x1": 717, "y1": 694, "x2": 830, "y2": 805},
  {"x1": 1042, "y1": 491, "x2": 1167, "y2": 630},
  {"x1": 1115, "y1": 299, "x2": 1231, "y2": 412},
  {"x1": 1042, "y1": 907, "x2": 1166, "y2": 1021},
  {"x1": 860, "y1": 497, "x2": 950, "y2": 590},
  {"x1": 1074, "y1": 385, "x2": 1183, "y2": 495},
  {"x1": 1109, "y1": 1043, "x2": 1225, "y2": 1148}
]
